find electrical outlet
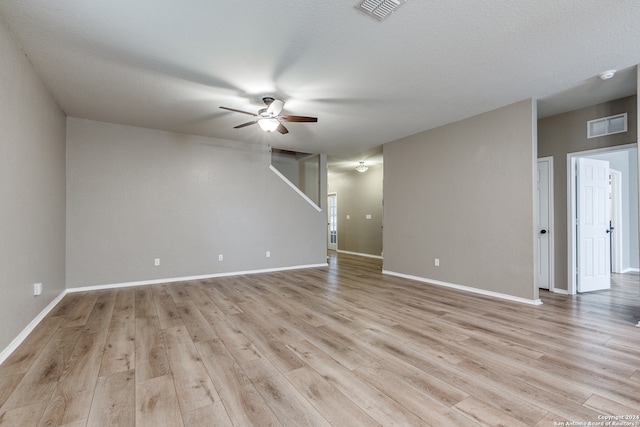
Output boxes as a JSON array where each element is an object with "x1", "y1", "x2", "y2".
[
  {"x1": 34, "y1": 283, "x2": 42, "y2": 296},
  {"x1": 154, "y1": 258, "x2": 160, "y2": 266},
  {"x1": 218, "y1": 254, "x2": 224, "y2": 261},
  {"x1": 266, "y1": 251, "x2": 271, "y2": 258},
  {"x1": 434, "y1": 258, "x2": 440, "y2": 267}
]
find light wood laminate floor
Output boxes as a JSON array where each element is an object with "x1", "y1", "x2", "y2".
[{"x1": 1, "y1": 253, "x2": 639, "y2": 426}]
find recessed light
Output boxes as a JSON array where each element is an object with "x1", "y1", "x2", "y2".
[{"x1": 599, "y1": 70, "x2": 616, "y2": 80}]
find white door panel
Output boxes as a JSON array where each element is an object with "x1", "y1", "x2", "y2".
[
  {"x1": 577, "y1": 158, "x2": 610, "y2": 292},
  {"x1": 536, "y1": 159, "x2": 551, "y2": 289}
]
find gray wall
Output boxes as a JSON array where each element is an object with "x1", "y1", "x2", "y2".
[
  {"x1": 383, "y1": 100, "x2": 537, "y2": 301},
  {"x1": 299, "y1": 154, "x2": 321, "y2": 206},
  {"x1": 271, "y1": 151, "x2": 321, "y2": 207},
  {"x1": 271, "y1": 151, "x2": 300, "y2": 184},
  {"x1": 328, "y1": 164, "x2": 383, "y2": 257},
  {"x1": 0, "y1": 19, "x2": 67, "y2": 350},
  {"x1": 538, "y1": 95, "x2": 638, "y2": 290},
  {"x1": 66, "y1": 118, "x2": 327, "y2": 288}
]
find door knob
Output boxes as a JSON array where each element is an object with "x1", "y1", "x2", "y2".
[{"x1": 540, "y1": 229, "x2": 547, "y2": 234}]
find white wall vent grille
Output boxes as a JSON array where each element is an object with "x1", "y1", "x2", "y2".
[
  {"x1": 356, "y1": 0, "x2": 406, "y2": 21},
  {"x1": 587, "y1": 113, "x2": 627, "y2": 138}
]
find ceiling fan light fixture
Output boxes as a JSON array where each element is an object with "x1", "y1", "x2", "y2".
[
  {"x1": 220, "y1": 97, "x2": 316, "y2": 135},
  {"x1": 355, "y1": 161, "x2": 368, "y2": 173},
  {"x1": 258, "y1": 118, "x2": 280, "y2": 132},
  {"x1": 266, "y1": 98, "x2": 285, "y2": 116}
]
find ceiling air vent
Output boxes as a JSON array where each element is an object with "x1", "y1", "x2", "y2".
[
  {"x1": 356, "y1": 0, "x2": 407, "y2": 21},
  {"x1": 587, "y1": 113, "x2": 627, "y2": 138}
]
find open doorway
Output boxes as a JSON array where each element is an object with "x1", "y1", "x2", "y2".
[
  {"x1": 567, "y1": 144, "x2": 639, "y2": 294},
  {"x1": 328, "y1": 193, "x2": 337, "y2": 251},
  {"x1": 610, "y1": 169, "x2": 624, "y2": 273},
  {"x1": 327, "y1": 147, "x2": 384, "y2": 259}
]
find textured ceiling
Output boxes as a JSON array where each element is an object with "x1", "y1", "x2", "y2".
[{"x1": 0, "y1": 1, "x2": 638, "y2": 158}]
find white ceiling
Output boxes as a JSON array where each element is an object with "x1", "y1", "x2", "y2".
[{"x1": 1, "y1": 1, "x2": 639, "y2": 159}]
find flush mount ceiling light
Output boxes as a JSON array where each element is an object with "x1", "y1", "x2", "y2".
[
  {"x1": 599, "y1": 70, "x2": 616, "y2": 80},
  {"x1": 355, "y1": 161, "x2": 369, "y2": 173},
  {"x1": 356, "y1": 0, "x2": 407, "y2": 21}
]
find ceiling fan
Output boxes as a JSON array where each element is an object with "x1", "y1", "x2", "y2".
[{"x1": 220, "y1": 97, "x2": 317, "y2": 134}]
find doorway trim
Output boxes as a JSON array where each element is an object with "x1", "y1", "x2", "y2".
[
  {"x1": 567, "y1": 143, "x2": 636, "y2": 294},
  {"x1": 610, "y1": 169, "x2": 624, "y2": 273},
  {"x1": 327, "y1": 192, "x2": 338, "y2": 251}
]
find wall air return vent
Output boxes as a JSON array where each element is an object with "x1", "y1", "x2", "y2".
[
  {"x1": 356, "y1": 0, "x2": 407, "y2": 21},
  {"x1": 587, "y1": 113, "x2": 627, "y2": 138}
]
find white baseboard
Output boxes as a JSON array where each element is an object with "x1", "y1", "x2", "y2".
[
  {"x1": 382, "y1": 270, "x2": 543, "y2": 306},
  {"x1": 550, "y1": 287, "x2": 569, "y2": 295},
  {"x1": 337, "y1": 250, "x2": 383, "y2": 260},
  {"x1": 0, "y1": 290, "x2": 68, "y2": 366},
  {"x1": 67, "y1": 263, "x2": 328, "y2": 293},
  {"x1": 621, "y1": 268, "x2": 640, "y2": 274}
]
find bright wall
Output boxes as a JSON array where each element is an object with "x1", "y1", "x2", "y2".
[
  {"x1": 383, "y1": 100, "x2": 537, "y2": 301},
  {"x1": 66, "y1": 118, "x2": 327, "y2": 288},
  {"x1": 0, "y1": 18, "x2": 67, "y2": 351}
]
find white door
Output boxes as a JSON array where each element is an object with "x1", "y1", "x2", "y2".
[
  {"x1": 577, "y1": 158, "x2": 610, "y2": 292},
  {"x1": 327, "y1": 193, "x2": 337, "y2": 250},
  {"x1": 536, "y1": 159, "x2": 552, "y2": 289}
]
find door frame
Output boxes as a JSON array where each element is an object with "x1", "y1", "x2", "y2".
[
  {"x1": 567, "y1": 143, "x2": 635, "y2": 294},
  {"x1": 327, "y1": 192, "x2": 338, "y2": 251},
  {"x1": 536, "y1": 157, "x2": 554, "y2": 291},
  {"x1": 609, "y1": 169, "x2": 624, "y2": 274}
]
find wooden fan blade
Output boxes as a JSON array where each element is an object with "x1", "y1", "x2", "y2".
[
  {"x1": 281, "y1": 115, "x2": 318, "y2": 123},
  {"x1": 276, "y1": 123, "x2": 289, "y2": 134},
  {"x1": 220, "y1": 106, "x2": 257, "y2": 116},
  {"x1": 234, "y1": 121, "x2": 257, "y2": 129}
]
